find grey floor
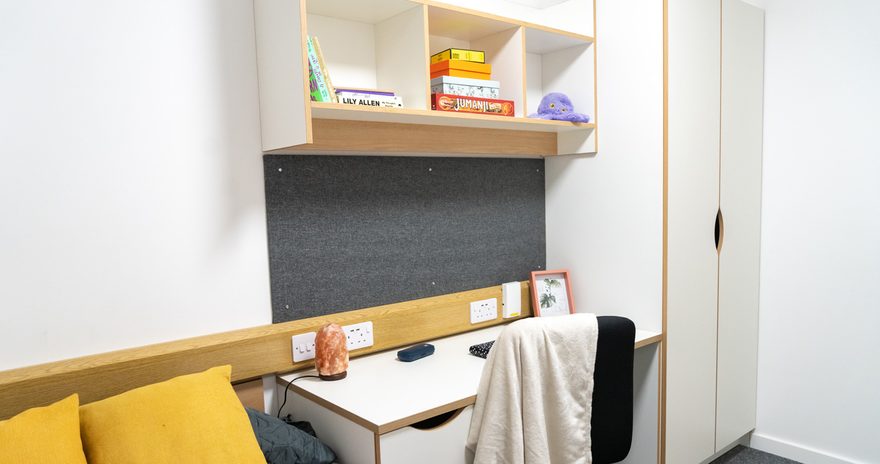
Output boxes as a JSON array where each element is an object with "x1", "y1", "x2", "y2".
[{"x1": 710, "y1": 446, "x2": 801, "y2": 464}]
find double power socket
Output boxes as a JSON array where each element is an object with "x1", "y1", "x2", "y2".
[{"x1": 291, "y1": 321, "x2": 374, "y2": 363}]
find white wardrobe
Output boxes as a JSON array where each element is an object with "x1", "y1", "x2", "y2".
[{"x1": 666, "y1": 0, "x2": 764, "y2": 462}]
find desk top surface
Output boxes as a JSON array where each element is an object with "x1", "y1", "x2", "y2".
[{"x1": 278, "y1": 323, "x2": 661, "y2": 432}]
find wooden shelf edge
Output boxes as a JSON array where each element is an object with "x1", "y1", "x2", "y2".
[
  {"x1": 635, "y1": 331, "x2": 663, "y2": 349},
  {"x1": 310, "y1": 102, "x2": 595, "y2": 132},
  {"x1": 266, "y1": 117, "x2": 565, "y2": 158}
]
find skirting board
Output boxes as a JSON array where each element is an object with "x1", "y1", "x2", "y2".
[{"x1": 750, "y1": 433, "x2": 867, "y2": 464}]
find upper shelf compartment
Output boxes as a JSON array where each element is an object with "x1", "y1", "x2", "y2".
[
  {"x1": 253, "y1": 0, "x2": 597, "y2": 158},
  {"x1": 423, "y1": 0, "x2": 595, "y2": 38}
]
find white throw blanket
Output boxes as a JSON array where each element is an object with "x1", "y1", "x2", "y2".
[{"x1": 466, "y1": 314, "x2": 599, "y2": 464}]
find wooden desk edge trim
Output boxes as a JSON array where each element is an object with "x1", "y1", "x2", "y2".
[
  {"x1": 287, "y1": 382, "x2": 380, "y2": 432},
  {"x1": 284, "y1": 378, "x2": 478, "y2": 435},
  {"x1": 378, "y1": 396, "x2": 477, "y2": 434},
  {"x1": 635, "y1": 333, "x2": 663, "y2": 349}
]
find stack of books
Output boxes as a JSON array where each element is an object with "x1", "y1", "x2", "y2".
[
  {"x1": 429, "y1": 48, "x2": 515, "y2": 117},
  {"x1": 306, "y1": 35, "x2": 403, "y2": 108},
  {"x1": 335, "y1": 87, "x2": 403, "y2": 108}
]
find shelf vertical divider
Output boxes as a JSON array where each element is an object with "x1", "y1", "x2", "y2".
[
  {"x1": 421, "y1": 5, "x2": 432, "y2": 108},
  {"x1": 471, "y1": 26, "x2": 526, "y2": 118},
  {"x1": 521, "y1": 26, "x2": 530, "y2": 120},
  {"x1": 376, "y1": 5, "x2": 432, "y2": 110}
]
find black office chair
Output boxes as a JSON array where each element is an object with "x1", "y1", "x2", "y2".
[{"x1": 591, "y1": 316, "x2": 636, "y2": 463}]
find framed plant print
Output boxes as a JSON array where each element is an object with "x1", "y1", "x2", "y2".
[{"x1": 530, "y1": 270, "x2": 576, "y2": 317}]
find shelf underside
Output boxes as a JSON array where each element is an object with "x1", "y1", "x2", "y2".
[{"x1": 264, "y1": 103, "x2": 596, "y2": 157}]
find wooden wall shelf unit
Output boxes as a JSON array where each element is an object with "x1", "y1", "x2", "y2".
[{"x1": 254, "y1": 0, "x2": 597, "y2": 157}]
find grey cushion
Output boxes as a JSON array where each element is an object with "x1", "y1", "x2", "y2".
[{"x1": 246, "y1": 408, "x2": 336, "y2": 464}]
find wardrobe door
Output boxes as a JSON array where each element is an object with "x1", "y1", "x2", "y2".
[
  {"x1": 716, "y1": 0, "x2": 764, "y2": 449},
  {"x1": 666, "y1": 0, "x2": 721, "y2": 462}
]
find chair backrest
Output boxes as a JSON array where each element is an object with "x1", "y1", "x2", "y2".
[{"x1": 591, "y1": 316, "x2": 636, "y2": 464}]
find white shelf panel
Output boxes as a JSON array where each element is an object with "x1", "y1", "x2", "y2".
[
  {"x1": 525, "y1": 25, "x2": 593, "y2": 54},
  {"x1": 428, "y1": 4, "x2": 520, "y2": 40},
  {"x1": 306, "y1": 0, "x2": 417, "y2": 24}
]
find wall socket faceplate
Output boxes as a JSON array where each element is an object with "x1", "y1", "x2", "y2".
[
  {"x1": 342, "y1": 321, "x2": 374, "y2": 351},
  {"x1": 470, "y1": 298, "x2": 499, "y2": 324},
  {"x1": 291, "y1": 332, "x2": 317, "y2": 363},
  {"x1": 291, "y1": 321, "x2": 375, "y2": 363}
]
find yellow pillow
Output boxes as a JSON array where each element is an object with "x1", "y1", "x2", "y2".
[
  {"x1": 79, "y1": 365, "x2": 264, "y2": 464},
  {"x1": 0, "y1": 394, "x2": 88, "y2": 464}
]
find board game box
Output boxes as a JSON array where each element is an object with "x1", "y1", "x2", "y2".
[
  {"x1": 430, "y1": 60, "x2": 492, "y2": 80},
  {"x1": 430, "y1": 76, "x2": 500, "y2": 99},
  {"x1": 430, "y1": 48, "x2": 486, "y2": 64},
  {"x1": 431, "y1": 93, "x2": 515, "y2": 117}
]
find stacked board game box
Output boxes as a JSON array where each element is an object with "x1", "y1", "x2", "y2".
[
  {"x1": 430, "y1": 48, "x2": 486, "y2": 64},
  {"x1": 429, "y1": 48, "x2": 514, "y2": 117},
  {"x1": 431, "y1": 76, "x2": 500, "y2": 99},
  {"x1": 432, "y1": 93, "x2": 515, "y2": 117},
  {"x1": 430, "y1": 59, "x2": 492, "y2": 80}
]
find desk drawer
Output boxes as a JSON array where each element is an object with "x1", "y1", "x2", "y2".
[{"x1": 379, "y1": 406, "x2": 473, "y2": 464}]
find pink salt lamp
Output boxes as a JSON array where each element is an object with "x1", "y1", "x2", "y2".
[{"x1": 315, "y1": 323, "x2": 349, "y2": 380}]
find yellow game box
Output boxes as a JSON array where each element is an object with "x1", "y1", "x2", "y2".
[{"x1": 430, "y1": 48, "x2": 486, "y2": 64}]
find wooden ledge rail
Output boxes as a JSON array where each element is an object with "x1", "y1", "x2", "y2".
[{"x1": 0, "y1": 282, "x2": 532, "y2": 420}]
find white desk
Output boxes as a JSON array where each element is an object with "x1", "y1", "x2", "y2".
[{"x1": 277, "y1": 323, "x2": 661, "y2": 464}]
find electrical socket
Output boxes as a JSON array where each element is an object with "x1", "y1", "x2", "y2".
[
  {"x1": 290, "y1": 321, "x2": 374, "y2": 363},
  {"x1": 470, "y1": 298, "x2": 499, "y2": 324},
  {"x1": 291, "y1": 332, "x2": 317, "y2": 362},
  {"x1": 342, "y1": 321, "x2": 374, "y2": 351}
]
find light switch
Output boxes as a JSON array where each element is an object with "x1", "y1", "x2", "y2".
[{"x1": 292, "y1": 332, "x2": 317, "y2": 362}]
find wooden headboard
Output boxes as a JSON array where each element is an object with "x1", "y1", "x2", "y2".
[
  {"x1": 233, "y1": 379, "x2": 266, "y2": 412},
  {"x1": 0, "y1": 282, "x2": 531, "y2": 420}
]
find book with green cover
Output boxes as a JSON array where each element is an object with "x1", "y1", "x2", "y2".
[
  {"x1": 312, "y1": 37, "x2": 337, "y2": 103},
  {"x1": 306, "y1": 36, "x2": 332, "y2": 102},
  {"x1": 308, "y1": 62, "x2": 323, "y2": 102}
]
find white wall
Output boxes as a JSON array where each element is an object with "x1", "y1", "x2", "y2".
[
  {"x1": 545, "y1": 0, "x2": 663, "y2": 462},
  {"x1": 752, "y1": 1, "x2": 880, "y2": 463},
  {"x1": 0, "y1": 1, "x2": 271, "y2": 371},
  {"x1": 545, "y1": 0, "x2": 663, "y2": 332}
]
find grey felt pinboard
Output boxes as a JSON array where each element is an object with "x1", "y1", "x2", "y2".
[{"x1": 264, "y1": 155, "x2": 546, "y2": 323}]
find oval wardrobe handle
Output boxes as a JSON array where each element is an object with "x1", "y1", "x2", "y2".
[{"x1": 715, "y1": 208, "x2": 725, "y2": 254}]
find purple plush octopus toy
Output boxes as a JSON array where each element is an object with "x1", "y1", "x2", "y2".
[{"x1": 529, "y1": 92, "x2": 591, "y2": 123}]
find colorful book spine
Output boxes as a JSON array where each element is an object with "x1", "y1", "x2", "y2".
[
  {"x1": 431, "y1": 93, "x2": 514, "y2": 117},
  {"x1": 306, "y1": 36, "x2": 332, "y2": 102},
  {"x1": 338, "y1": 93, "x2": 404, "y2": 108},
  {"x1": 307, "y1": 62, "x2": 323, "y2": 102},
  {"x1": 311, "y1": 37, "x2": 337, "y2": 103}
]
